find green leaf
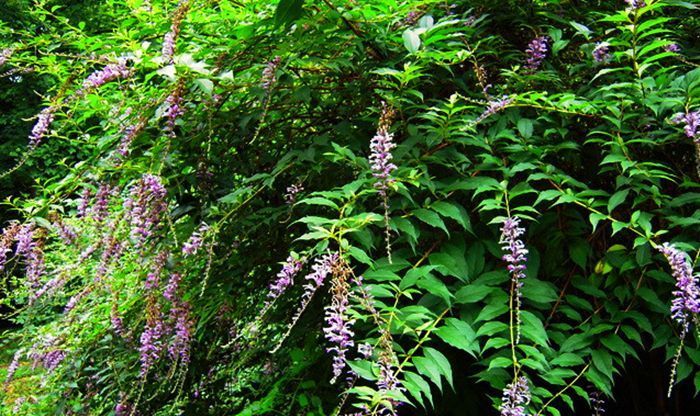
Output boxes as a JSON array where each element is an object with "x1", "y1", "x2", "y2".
[
  {"x1": 454, "y1": 284, "x2": 493, "y2": 303},
  {"x1": 274, "y1": 0, "x2": 304, "y2": 27},
  {"x1": 608, "y1": 189, "x2": 629, "y2": 213},
  {"x1": 424, "y1": 347, "x2": 453, "y2": 389},
  {"x1": 431, "y1": 201, "x2": 471, "y2": 231},
  {"x1": 403, "y1": 371, "x2": 433, "y2": 408},
  {"x1": 517, "y1": 119, "x2": 533, "y2": 139},
  {"x1": 434, "y1": 318, "x2": 478, "y2": 356},
  {"x1": 413, "y1": 209, "x2": 449, "y2": 235},
  {"x1": 403, "y1": 29, "x2": 421, "y2": 53}
]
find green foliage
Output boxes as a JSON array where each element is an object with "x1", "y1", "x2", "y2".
[{"x1": 0, "y1": 0, "x2": 699, "y2": 415}]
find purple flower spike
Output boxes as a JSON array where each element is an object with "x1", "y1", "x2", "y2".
[
  {"x1": 499, "y1": 376, "x2": 531, "y2": 416},
  {"x1": 525, "y1": 36, "x2": 549, "y2": 71},
  {"x1": 626, "y1": 0, "x2": 646, "y2": 9},
  {"x1": 500, "y1": 216, "x2": 528, "y2": 343},
  {"x1": 29, "y1": 107, "x2": 55, "y2": 149},
  {"x1": 477, "y1": 96, "x2": 514, "y2": 122},
  {"x1": 266, "y1": 255, "x2": 305, "y2": 304},
  {"x1": 323, "y1": 274, "x2": 356, "y2": 383},
  {"x1": 182, "y1": 223, "x2": 209, "y2": 256},
  {"x1": 80, "y1": 59, "x2": 131, "y2": 93},
  {"x1": 671, "y1": 111, "x2": 700, "y2": 142},
  {"x1": 658, "y1": 243, "x2": 700, "y2": 328}
]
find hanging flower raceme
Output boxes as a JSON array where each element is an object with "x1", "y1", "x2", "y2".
[
  {"x1": 28, "y1": 106, "x2": 56, "y2": 149},
  {"x1": 271, "y1": 252, "x2": 338, "y2": 353},
  {"x1": 29, "y1": 337, "x2": 67, "y2": 372},
  {"x1": 671, "y1": 111, "x2": 700, "y2": 142},
  {"x1": 658, "y1": 243, "x2": 700, "y2": 328},
  {"x1": 91, "y1": 183, "x2": 116, "y2": 222},
  {"x1": 592, "y1": 42, "x2": 611, "y2": 62},
  {"x1": 323, "y1": 264, "x2": 356, "y2": 384},
  {"x1": 499, "y1": 376, "x2": 531, "y2": 416},
  {"x1": 266, "y1": 255, "x2": 305, "y2": 305},
  {"x1": 95, "y1": 235, "x2": 123, "y2": 282},
  {"x1": 116, "y1": 118, "x2": 147, "y2": 159},
  {"x1": 524, "y1": 36, "x2": 549, "y2": 71},
  {"x1": 182, "y1": 223, "x2": 209, "y2": 256},
  {"x1": 53, "y1": 220, "x2": 77, "y2": 245},
  {"x1": 168, "y1": 299, "x2": 194, "y2": 365},
  {"x1": 500, "y1": 216, "x2": 528, "y2": 343},
  {"x1": 124, "y1": 174, "x2": 168, "y2": 244},
  {"x1": 5, "y1": 350, "x2": 21, "y2": 385}
]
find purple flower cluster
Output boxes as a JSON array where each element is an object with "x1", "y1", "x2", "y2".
[
  {"x1": 499, "y1": 376, "x2": 531, "y2": 416},
  {"x1": 115, "y1": 395, "x2": 133, "y2": 416},
  {"x1": 592, "y1": 42, "x2": 611, "y2": 62},
  {"x1": 403, "y1": 11, "x2": 420, "y2": 26},
  {"x1": 272, "y1": 253, "x2": 338, "y2": 353},
  {"x1": 79, "y1": 60, "x2": 131, "y2": 93},
  {"x1": 168, "y1": 299, "x2": 194, "y2": 365},
  {"x1": 14, "y1": 223, "x2": 45, "y2": 289},
  {"x1": 95, "y1": 235, "x2": 123, "y2": 281},
  {"x1": 626, "y1": 0, "x2": 646, "y2": 9},
  {"x1": 77, "y1": 188, "x2": 92, "y2": 218},
  {"x1": 91, "y1": 183, "x2": 115, "y2": 222},
  {"x1": 500, "y1": 217, "x2": 528, "y2": 342},
  {"x1": 53, "y1": 221, "x2": 77, "y2": 245},
  {"x1": 117, "y1": 119, "x2": 147, "y2": 159},
  {"x1": 164, "y1": 89, "x2": 185, "y2": 137},
  {"x1": 323, "y1": 274, "x2": 356, "y2": 383},
  {"x1": 162, "y1": 1, "x2": 190, "y2": 63},
  {"x1": 477, "y1": 96, "x2": 514, "y2": 122},
  {"x1": 284, "y1": 184, "x2": 304, "y2": 205},
  {"x1": 665, "y1": 43, "x2": 681, "y2": 53},
  {"x1": 182, "y1": 223, "x2": 209, "y2": 256},
  {"x1": 658, "y1": 243, "x2": 700, "y2": 327},
  {"x1": 501, "y1": 217, "x2": 528, "y2": 284},
  {"x1": 369, "y1": 106, "x2": 398, "y2": 198},
  {"x1": 29, "y1": 338, "x2": 66, "y2": 372},
  {"x1": 261, "y1": 56, "x2": 281, "y2": 91},
  {"x1": 266, "y1": 255, "x2": 305, "y2": 304},
  {"x1": 29, "y1": 106, "x2": 55, "y2": 149},
  {"x1": 124, "y1": 174, "x2": 168, "y2": 244},
  {"x1": 5, "y1": 350, "x2": 21, "y2": 385},
  {"x1": 64, "y1": 288, "x2": 90, "y2": 313},
  {"x1": 524, "y1": 36, "x2": 549, "y2": 71},
  {"x1": 671, "y1": 111, "x2": 700, "y2": 142},
  {"x1": 139, "y1": 314, "x2": 165, "y2": 376}
]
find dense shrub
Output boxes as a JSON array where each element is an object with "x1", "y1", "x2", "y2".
[{"x1": 1, "y1": 0, "x2": 700, "y2": 415}]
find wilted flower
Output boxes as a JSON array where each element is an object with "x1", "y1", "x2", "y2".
[
  {"x1": 28, "y1": 106, "x2": 55, "y2": 149},
  {"x1": 525, "y1": 36, "x2": 549, "y2": 70},
  {"x1": 499, "y1": 376, "x2": 531, "y2": 416},
  {"x1": 284, "y1": 184, "x2": 303, "y2": 205},
  {"x1": 658, "y1": 243, "x2": 700, "y2": 328}
]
